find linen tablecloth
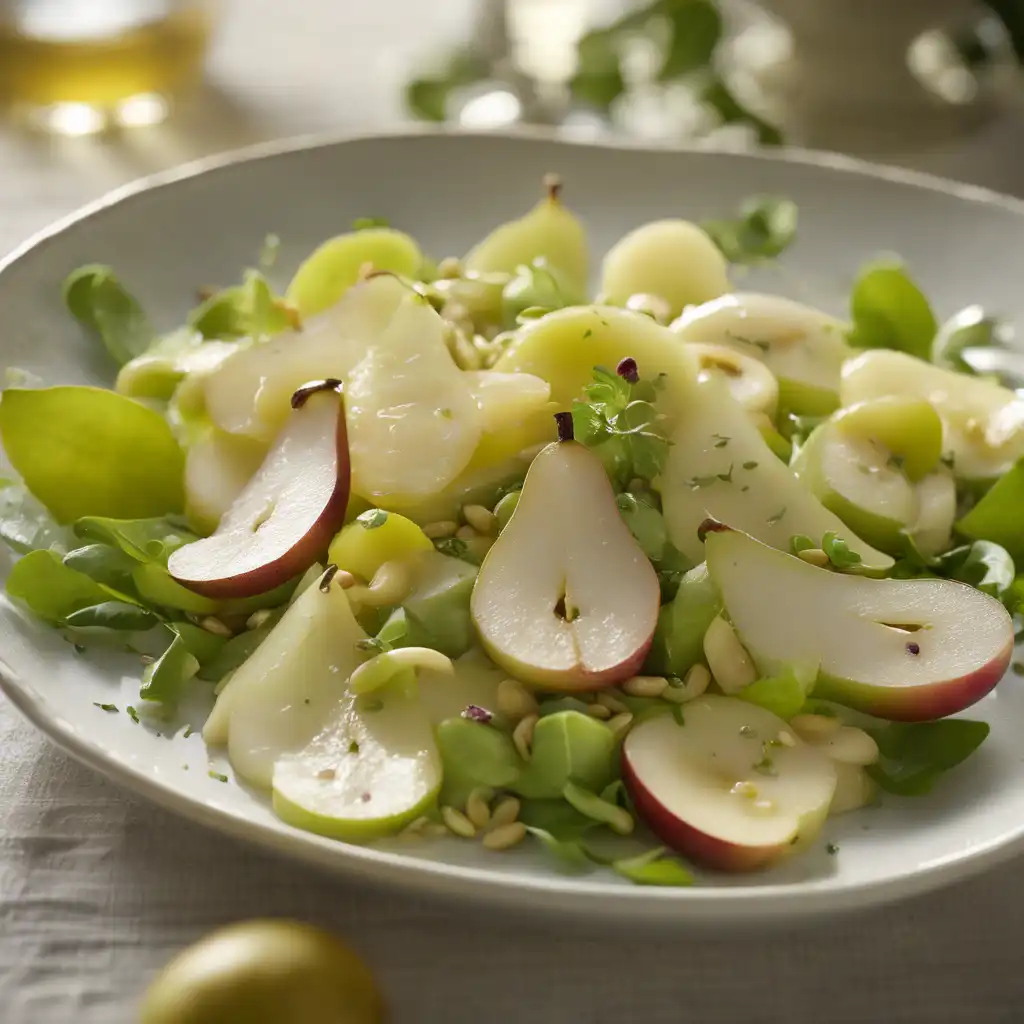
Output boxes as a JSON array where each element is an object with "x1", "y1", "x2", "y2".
[{"x1": 2, "y1": 3, "x2": 1024, "y2": 1020}]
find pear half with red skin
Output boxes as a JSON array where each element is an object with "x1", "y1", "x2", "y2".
[
  {"x1": 703, "y1": 522, "x2": 1013, "y2": 721},
  {"x1": 470, "y1": 413, "x2": 660, "y2": 691},
  {"x1": 168, "y1": 381, "x2": 350, "y2": 599},
  {"x1": 624, "y1": 696, "x2": 837, "y2": 872}
]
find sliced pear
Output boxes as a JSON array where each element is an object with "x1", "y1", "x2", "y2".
[
  {"x1": 841, "y1": 349, "x2": 1024, "y2": 483},
  {"x1": 471, "y1": 418, "x2": 660, "y2": 690},
  {"x1": 272, "y1": 684, "x2": 441, "y2": 842},
  {"x1": 833, "y1": 396, "x2": 943, "y2": 482},
  {"x1": 600, "y1": 219, "x2": 729, "y2": 319},
  {"x1": 183, "y1": 427, "x2": 270, "y2": 536},
  {"x1": 204, "y1": 274, "x2": 407, "y2": 443},
  {"x1": 168, "y1": 382, "x2": 350, "y2": 599},
  {"x1": 463, "y1": 370, "x2": 552, "y2": 434},
  {"x1": 493, "y1": 305, "x2": 697, "y2": 420},
  {"x1": 219, "y1": 566, "x2": 368, "y2": 788},
  {"x1": 345, "y1": 290, "x2": 481, "y2": 502},
  {"x1": 327, "y1": 511, "x2": 432, "y2": 583},
  {"x1": 659, "y1": 373, "x2": 892, "y2": 570},
  {"x1": 671, "y1": 293, "x2": 850, "y2": 414},
  {"x1": 623, "y1": 696, "x2": 837, "y2": 872},
  {"x1": 464, "y1": 176, "x2": 588, "y2": 297},
  {"x1": 415, "y1": 647, "x2": 504, "y2": 725},
  {"x1": 906, "y1": 471, "x2": 956, "y2": 558},
  {"x1": 704, "y1": 526, "x2": 1013, "y2": 721},
  {"x1": 689, "y1": 342, "x2": 778, "y2": 417}
]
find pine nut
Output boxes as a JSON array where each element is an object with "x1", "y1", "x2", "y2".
[
  {"x1": 606, "y1": 712, "x2": 634, "y2": 741},
  {"x1": 797, "y1": 547, "x2": 830, "y2": 568},
  {"x1": 464, "y1": 535, "x2": 494, "y2": 562},
  {"x1": 823, "y1": 726, "x2": 879, "y2": 766},
  {"x1": 776, "y1": 730, "x2": 796, "y2": 748},
  {"x1": 622, "y1": 676, "x2": 668, "y2": 698},
  {"x1": 465, "y1": 787, "x2": 493, "y2": 829},
  {"x1": 423, "y1": 520, "x2": 458, "y2": 539},
  {"x1": 200, "y1": 616, "x2": 233, "y2": 638},
  {"x1": 463, "y1": 504, "x2": 497, "y2": 535},
  {"x1": 596, "y1": 692, "x2": 629, "y2": 715},
  {"x1": 495, "y1": 678, "x2": 539, "y2": 721},
  {"x1": 790, "y1": 713, "x2": 842, "y2": 742},
  {"x1": 513, "y1": 713, "x2": 538, "y2": 761},
  {"x1": 334, "y1": 569, "x2": 357, "y2": 589},
  {"x1": 830, "y1": 761, "x2": 877, "y2": 814},
  {"x1": 441, "y1": 805, "x2": 477, "y2": 838},
  {"x1": 482, "y1": 821, "x2": 528, "y2": 851},
  {"x1": 363, "y1": 560, "x2": 413, "y2": 607},
  {"x1": 489, "y1": 796, "x2": 521, "y2": 828},
  {"x1": 663, "y1": 664, "x2": 711, "y2": 703},
  {"x1": 703, "y1": 617, "x2": 758, "y2": 695},
  {"x1": 586, "y1": 703, "x2": 611, "y2": 720},
  {"x1": 455, "y1": 525, "x2": 478, "y2": 541},
  {"x1": 246, "y1": 609, "x2": 273, "y2": 631}
]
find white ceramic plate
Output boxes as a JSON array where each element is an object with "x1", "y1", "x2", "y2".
[{"x1": 2, "y1": 129, "x2": 1023, "y2": 924}]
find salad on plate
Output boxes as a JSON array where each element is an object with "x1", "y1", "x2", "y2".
[{"x1": 1, "y1": 177, "x2": 1020, "y2": 886}]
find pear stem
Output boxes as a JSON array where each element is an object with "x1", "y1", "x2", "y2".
[
  {"x1": 554, "y1": 411, "x2": 574, "y2": 442},
  {"x1": 291, "y1": 378, "x2": 343, "y2": 409},
  {"x1": 543, "y1": 173, "x2": 563, "y2": 203},
  {"x1": 616, "y1": 357, "x2": 639, "y2": 384},
  {"x1": 697, "y1": 517, "x2": 728, "y2": 542}
]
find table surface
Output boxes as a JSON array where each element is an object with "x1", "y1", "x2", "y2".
[{"x1": 3, "y1": 3, "x2": 1024, "y2": 1021}]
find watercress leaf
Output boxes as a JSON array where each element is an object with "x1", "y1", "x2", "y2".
[
  {"x1": 189, "y1": 271, "x2": 293, "y2": 341},
  {"x1": 702, "y1": 195, "x2": 797, "y2": 264},
  {"x1": 435, "y1": 717, "x2": 522, "y2": 789},
  {"x1": 502, "y1": 259, "x2": 577, "y2": 324},
  {"x1": 6, "y1": 549, "x2": 130, "y2": 624},
  {"x1": 699, "y1": 77, "x2": 783, "y2": 146},
  {"x1": 563, "y1": 780, "x2": 634, "y2": 834},
  {"x1": 62, "y1": 543, "x2": 138, "y2": 587},
  {"x1": 867, "y1": 719, "x2": 989, "y2": 796},
  {"x1": 0, "y1": 388, "x2": 184, "y2": 524},
  {"x1": 931, "y1": 305, "x2": 1008, "y2": 374},
  {"x1": 64, "y1": 601, "x2": 157, "y2": 631},
  {"x1": 941, "y1": 540, "x2": 1015, "y2": 598},
  {"x1": 849, "y1": 261, "x2": 937, "y2": 360},
  {"x1": 612, "y1": 847, "x2": 694, "y2": 887},
  {"x1": 569, "y1": 29, "x2": 625, "y2": 111},
  {"x1": 74, "y1": 516, "x2": 197, "y2": 565},
  {"x1": 513, "y1": 711, "x2": 617, "y2": 800},
  {"x1": 518, "y1": 799, "x2": 597, "y2": 841},
  {"x1": 956, "y1": 459, "x2": 1024, "y2": 563},
  {"x1": 140, "y1": 633, "x2": 201, "y2": 705},
  {"x1": 63, "y1": 264, "x2": 154, "y2": 365},
  {"x1": 658, "y1": 1, "x2": 721, "y2": 80},
  {"x1": 196, "y1": 611, "x2": 283, "y2": 682},
  {"x1": 738, "y1": 671, "x2": 806, "y2": 719},
  {"x1": 822, "y1": 531, "x2": 863, "y2": 569},
  {"x1": 524, "y1": 826, "x2": 592, "y2": 871}
]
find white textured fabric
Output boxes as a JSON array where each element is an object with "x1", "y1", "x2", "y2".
[{"x1": 3, "y1": 3, "x2": 1024, "y2": 1021}]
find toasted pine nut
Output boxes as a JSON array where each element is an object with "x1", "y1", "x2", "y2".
[
  {"x1": 441, "y1": 805, "x2": 477, "y2": 838},
  {"x1": 463, "y1": 504, "x2": 497, "y2": 535},
  {"x1": 663, "y1": 664, "x2": 711, "y2": 703},
  {"x1": 334, "y1": 569, "x2": 357, "y2": 589},
  {"x1": 776, "y1": 730, "x2": 796, "y2": 748},
  {"x1": 622, "y1": 675, "x2": 668, "y2": 698},
  {"x1": 586, "y1": 703, "x2": 611, "y2": 720},
  {"x1": 703, "y1": 617, "x2": 758, "y2": 695},
  {"x1": 246, "y1": 609, "x2": 273, "y2": 631},
  {"x1": 316, "y1": 767, "x2": 336, "y2": 780},
  {"x1": 606, "y1": 712, "x2": 634, "y2": 741},
  {"x1": 482, "y1": 821, "x2": 528, "y2": 851},
  {"x1": 465, "y1": 787, "x2": 493, "y2": 829},
  {"x1": 823, "y1": 726, "x2": 879, "y2": 766},
  {"x1": 489, "y1": 796, "x2": 521, "y2": 829},
  {"x1": 496, "y1": 678, "x2": 539, "y2": 721},
  {"x1": 200, "y1": 616, "x2": 232, "y2": 638},
  {"x1": 797, "y1": 547, "x2": 830, "y2": 568},
  {"x1": 423, "y1": 520, "x2": 458, "y2": 539},
  {"x1": 790, "y1": 713, "x2": 842, "y2": 742},
  {"x1": 363, "y1": 560, "x2": 413, "y2": 607},
  {"x1": 513, "y1": 713, "x2": 538, "y2": 761},
  {"x1": 455, "y1": 525, "x2": 478, "y2": 542},
  {"x1": 464, "y1": 535, "x2": 494, "y2": 562},
  {"x1": 596, "y1": 692, "x2": 629, "y2": 715}
]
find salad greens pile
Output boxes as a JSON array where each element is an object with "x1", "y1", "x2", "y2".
[{"x1": 0, "y1": 179, "x2": 1020, "y2": 886}]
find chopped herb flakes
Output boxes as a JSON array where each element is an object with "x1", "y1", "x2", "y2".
[
  {"x1": 742, "y1": 460, "x2": 758, "y2": 470},
  {"x1": 208, "y1": 770, "x2": 229, "y2": 783},
  {"x1": 93, "y1": 702, "x2": 118, "y2": 712},
  {"x1": 126, "y1": 705, "x2": 140, "y2": 723},
  {"x1": 357, "y1": 508, "x2": 389, "y2": 530},
  {"x1": 766, "y1": 507, "x2": 786, "y2": 526},
  {"x1": 712, "y1": 434, "x2": 730, "y2": 448}
]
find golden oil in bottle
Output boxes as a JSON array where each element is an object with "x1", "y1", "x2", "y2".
[{"x1": 0, "y1": 1, "x2": 215, "y2": 133}]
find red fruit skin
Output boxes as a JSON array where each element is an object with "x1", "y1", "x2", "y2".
[{"x1": 168, "y1": 394, "x2": 351, "y2": 600}]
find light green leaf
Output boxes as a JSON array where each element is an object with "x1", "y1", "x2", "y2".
[
  {"x1": 514, "y1": 711, "x2": 617, "y2": 800},
  {"x1": 63, "y1": 264, "x2": 154, "y2": 365},
  {"x1": 938, "y1": 541, "x2": 1015, "y2": 599},
  {"x1": 62, "y1": 544, "x2": 137, "y2": 587},
  {"x1": 702, "y1": 195, "x2": 797, "y2": 265},
  {"x1": 956, "y1": 460, "x2": 1024, "y2": 563},
  {"x1": 435, "y1": 717, "x2": 522, "y2": 789},
  {"x1": 524, "y1": 826, "x2": 591, "y2": 871},
  {"x1": 6, "y1": 549, "x2": 128, "y2": 624},
  {"x1": 188, "y1": 271, "x2": 294, "y2": 341},
  {"x1": 0, "y1": 387, "x2": 184, "y2": 524},
  {"x1": 611, "y1": 846, "x2": 694, "y2": 887},
  {"x1": 64, "y1": 600, "x2": 157, "y2": 631},
  {"x1": 196, "y1": 611, "x2": 283, "y2": 682},
  {"x1": 141, "y1": 634, "x2": 201, "y2": 705},
  {"x1": 849, "y1": 262, "x2": 937, "y2": 360},
  {"x1": 74, "y1": 516, "x2": 196, "y2": 565},
  {"x1": 563, "y1": 781, "x2": 634, "y2": 835},
  {"x1": 867, "y1": 719, "x2": 989, "y2": 796}
]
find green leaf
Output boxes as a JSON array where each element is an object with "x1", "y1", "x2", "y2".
[
  {"x1": 738, "y1": 671, "x2": 806, "y2": 719},
  {"x1": 938, "y1": 541, "x2": 1015, "y2": 599},
  {"x1": 524, "y1": 826, "x2": 591, "y2": 871},
  {"x1": 436, "y1": 717, "x2": 522, "y2": 790},
  {"x1": 867, "y1": 719, "x2": 990, "y2": 796},
  {"x1": 502, "y1": 259, "x2": 578, "y2": 325},
  {"x1": 63, "y1": 264, "x2": 154, "y2": 366},
  {"x1": 931, "y1": 306, "x2": 1008, "y2": 374},
  {"x1": 140, "y1": 633, "x2": 201, "y2": 705},
  {"x1": 849, "y1": 262, "x2": 937, "y2": 360},
  {"x1": 513, "y1": 711, "x2": 617, "y2": 800},
  {"x1": 6, "y1": 549, "x2": 131, "y2": 624},
  {"x1": 659, "y1": 1, "x2": 722, "y2": 80},
  {"x1": 196, "y1": 611, "x2": 283, "y2": 682},
  {"x1": 64, "y1": 600, "x2": 157, "y2": 631},
  {"x1": 356, "y1": 508, "x2": 389, "y2": 530},
  {"x1": 0, "y1": 387, "x2": 184, "y2": 524},
  {"x1": 563, "y1": 781, "x2": 634, "y2": 835},
  {"x1": 956, "y1": 459, "x2": 1024, "y2": 563},
  {"x1": 569, "y1": 30, "x2": 626, "y2": 111},
  {"x1": 62, "y1": 543, "x2": 137, "y2": 588},
  {"x1": 611, "y1": 846, "x2": 694, "y2": 887},
  {"x1": 702, "y1": 196, "x2": 797, "y2": 265},
  {"x1": 188, "y1": 271, "x2": 293, "y2": 341},
  {"x1": 822, "y1": 531, "x2": 863, "y2": 570},
  {"x1": 74, "y1": 516, "x2": 196, "y2": 565},
  {"x1": 699, "y1": 77, "x2": 783, "y2": 146},
  {"x1": 518, "y1": 799, "x2": 598, "y2": 841}
]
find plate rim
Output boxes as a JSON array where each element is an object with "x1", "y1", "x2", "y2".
[{"x1": 2, "y1": 126, "x2": 1023, "y2": 922}]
